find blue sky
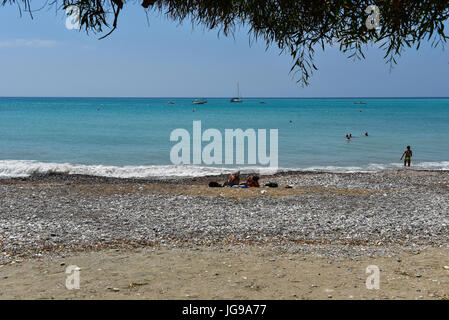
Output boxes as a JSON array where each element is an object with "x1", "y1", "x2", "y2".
[{"x1": 0, "y1": 4, "x2": 448, "y2": 97}]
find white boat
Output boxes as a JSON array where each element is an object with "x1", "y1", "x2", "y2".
[
  {"x1": 230, "y1": 82, "x2": 243, "y2": 103},
  {"x1": 191, "y1": 99, "x2": 207, "y2": 105}
]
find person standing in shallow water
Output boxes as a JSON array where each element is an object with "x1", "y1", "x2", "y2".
[{"x1": 400, "y1": 146, "x2": 413, "y2": 167}]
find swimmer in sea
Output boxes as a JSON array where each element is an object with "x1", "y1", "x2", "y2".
[{"x1": 400, "y1": 146, "x2": 413, "y2": 167}]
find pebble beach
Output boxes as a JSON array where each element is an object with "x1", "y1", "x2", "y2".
[{"x1": 1, "y1": 170, "x2": 449, "y2": 262}]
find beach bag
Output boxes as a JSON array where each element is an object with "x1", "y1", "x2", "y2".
[
  {"x1": 264, "y1": 182, "x2": 278, "y2": 188},
  {"x1": 209, "y1": 181, "x2": 223, "y2": 188}
]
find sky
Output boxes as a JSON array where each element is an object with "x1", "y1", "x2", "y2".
[{"x1": 0, "y1": 3, "x2": 448, "y2": 97}]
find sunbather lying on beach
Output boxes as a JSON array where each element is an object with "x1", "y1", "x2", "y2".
[
  {"x1": 223, "y1": 171, "x2": 240, "y2": 186},
  {"x1": 245, "y1": 175, "x2": 260, "y2": 187}
]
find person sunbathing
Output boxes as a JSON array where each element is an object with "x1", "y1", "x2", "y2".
[
  {"x1": 245, "y1": 175, "x2": 260, "y2": 187},
  {"x1": 224, "y1": 171, "x2": 240, "y2": 186}
]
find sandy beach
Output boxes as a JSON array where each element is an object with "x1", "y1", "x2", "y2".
[{"x1": 1, "y1": 170, "x2": 449, "y2": 299}]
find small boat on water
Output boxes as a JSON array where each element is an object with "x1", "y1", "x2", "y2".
[
  {"x1": 230, "y1": 82, "x2": 243, "y2": 103},
  {"x1": 167, "y1": 101, "x2": 175, "y2": 104},
  {"x1": 354, "y1": 101, "x2": 367, "y2": 105},
  {"x1": 259, "y1": 101, "x2": 266, "y2": 104},
  {"x1": 191, "y1": 99, "x2": 207, "y2": 105}
]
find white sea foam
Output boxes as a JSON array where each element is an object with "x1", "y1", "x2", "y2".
[
  {"x1": 0, "y1": 160, "x2": 448, "y2": 179},
  {"x1": 297, "y1": 161, "x2": 449, "y2": 173},
  {"x1": 0, "y1": 160, "x2": 277, "y2": 179}
]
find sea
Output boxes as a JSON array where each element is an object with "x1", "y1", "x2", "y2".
[{"x1": 1, "y1": 97, "x2": 448, "y2": 178}]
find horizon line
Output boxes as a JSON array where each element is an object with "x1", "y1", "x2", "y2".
[{"x1": 1, "y1": 96, "x2": 449, "y2": 99}]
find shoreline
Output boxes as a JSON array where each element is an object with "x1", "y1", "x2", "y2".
[
  {"x1": 2, "y1": 158, "x2": 449, "y2": 182},
  {"x1": 2, "y1": 167, "x2": 449, "y2": 184}
]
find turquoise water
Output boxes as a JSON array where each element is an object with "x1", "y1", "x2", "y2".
[{"x1": 1, "y1": 97, "x2": 448, "y2": 177}]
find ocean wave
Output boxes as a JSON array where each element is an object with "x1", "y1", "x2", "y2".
[
  {"x1": 0, "y1": 160, "x2": 448, "y2": 179},
  {"x1": 0, "y1": 160, "x2": 278, "y2": 179}
]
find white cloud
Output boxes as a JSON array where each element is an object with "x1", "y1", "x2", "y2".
[{"x1": 0, "y1": 39, "x2": 60, "y2": 48}]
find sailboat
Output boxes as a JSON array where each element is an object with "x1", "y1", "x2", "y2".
[{"x1": 230, "y1": 82, "x2": 243, "y2": 103}]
